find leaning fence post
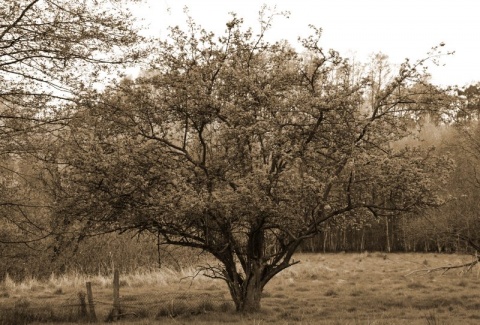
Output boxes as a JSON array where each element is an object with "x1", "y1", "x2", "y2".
[
  {"x1": 112, "y1": 269, "x2": 121, "y2": 320},
  {"x1": 86, "y1": 281, "x2": 97, "y2": 322}
]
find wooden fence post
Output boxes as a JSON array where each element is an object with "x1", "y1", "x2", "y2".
[
  {"x1": 112, "y1": 269, "x2": 120, "y2": 320},
  {"x1": 78, "y1": 291, "x2": 87, "y2": 319},
  {"x1": 86, "y1": 281, "x2": 97, "y2": 322}
]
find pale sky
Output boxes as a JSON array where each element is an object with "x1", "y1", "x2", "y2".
[{"x1": 134, "y1": 0, "x2": 479, "y2": 87}]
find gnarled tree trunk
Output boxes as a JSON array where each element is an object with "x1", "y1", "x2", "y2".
[
  {"x1": 218, "y1": 225, "x2": 301, "y2": 313},
  {"x1": 227, "y1": 261, "x2": 265, "y2": 312}
]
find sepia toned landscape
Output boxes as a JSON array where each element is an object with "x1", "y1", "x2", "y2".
[{"x1": 2, "y1": 0, "x2": 480, "y2": 324}]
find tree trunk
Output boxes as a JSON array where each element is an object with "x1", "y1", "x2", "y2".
[
  {"x1": 225, "y1": 260, "x2": 265, "y2": 313},
  {"x1": 225, "y1": 225, "x2": 268, "y2": 313},
  {"x1": 402, "y1": 216, "x2": 408, "y2": 251},
  {"x1": 221, "y1": 224, "x2": 301, "y2": 313},
  {"x1": 385, "y1": 216, "x2": 391, "y2": 253},
  {"x1": 323, "y1": 231, "x2": 327, "y2": 253},
  {"x1": 238, "y1": 273, "x2": 263, "y2": 312},
  {"x1": 360, "y1": 227, "x2": 365, "y2": 252}
]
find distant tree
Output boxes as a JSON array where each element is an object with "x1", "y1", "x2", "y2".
[
  {"x1": 0, "y1": 0, "x2": 146, "y2": 262},
  {"x1": 456, "y1": 83, "x2": 480, "y2": 120},
  {"x1": 450, "y1": 86, "x2": 480, "y2": 241},
  {"x1": 398, "y1": 108, "x2": 480, "y2": 254},
  {"x1": 56, "y1": 14, "x2": 452, "y2": 312},
  {"x1": 1, "y1": 0, "x2": 145, "y2": 108},
  {"x1": 403, "y1": 120, "x2": 480, "y2": 273},
  {"x1": 436, "y1": 120, "x2": 480, "y2": 252}
]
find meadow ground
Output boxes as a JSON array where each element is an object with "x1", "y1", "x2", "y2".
[{"x1": 2, "y1": 252, "x2": 480, "y2": 324}]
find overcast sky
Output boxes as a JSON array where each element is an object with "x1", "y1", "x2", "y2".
[{"x1": 134, "y1": 0, "x2": 479, "y2": 87}]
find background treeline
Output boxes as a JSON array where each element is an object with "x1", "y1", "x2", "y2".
[
  {"x1": 2, "y1": 82, "x2": 480, "y2": 281},
  {"x1": 302, "y1": 104, "x2": 480, "y2": 253}
]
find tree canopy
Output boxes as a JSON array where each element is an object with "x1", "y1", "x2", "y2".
[{"x1": 53, "y1": 15, "x2": 452, "y2": 312}]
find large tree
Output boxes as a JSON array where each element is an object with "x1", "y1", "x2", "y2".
[{"x1": 57, "y1": 15, "x2": 451, "y2": 312}]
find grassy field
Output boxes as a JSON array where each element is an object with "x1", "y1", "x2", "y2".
[{"x1": 2, "y1": 252, "x2": 480, "y2": 324}]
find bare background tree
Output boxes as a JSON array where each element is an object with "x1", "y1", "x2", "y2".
[{"x1": 0, "y1": 0, "x2": 147, "y2": 277}]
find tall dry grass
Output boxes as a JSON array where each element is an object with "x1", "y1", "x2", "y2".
[{"x1": 2, "y1": 253, "x2": 480, "y2": 324}]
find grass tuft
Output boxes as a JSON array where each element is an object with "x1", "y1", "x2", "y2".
[
  {"x1": 3, "y1": 273, "x2": 15, "y2": 290},
  {"x1": 52, "y1": 287, "x2": 63, "y2": 295},
  {"x1": 407, "y1": 281, "x2": 428, "y2": 289},
  {"x1": 349, "y1": 289, "x2": 363, "y2": 297},
  {"x1": 424, "y1": 311, "x2": 443, "y2": 325},
  {"x1": 457, "y1": 280, "x2": 468, "y2": 287},
  {"x1": 325, "y1": 289, "x2": 338, "y2": 297}
]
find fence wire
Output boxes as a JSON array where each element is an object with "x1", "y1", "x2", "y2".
[{"x1": 0, "y1": 287, "x2": 232, "y2": 324}]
